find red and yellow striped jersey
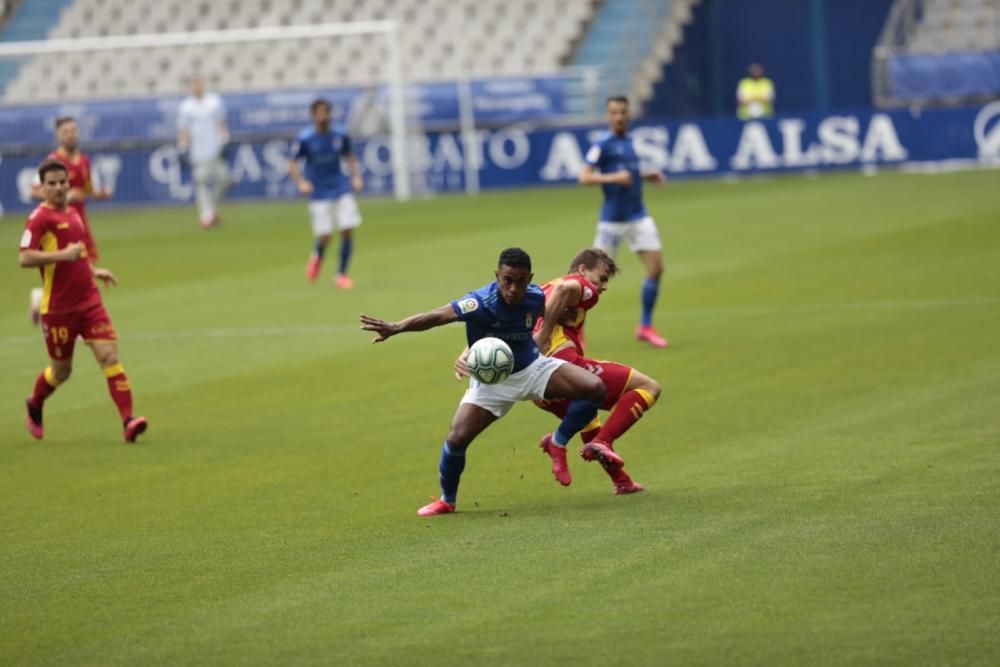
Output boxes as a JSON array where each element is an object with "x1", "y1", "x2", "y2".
[
  {"x1": 536, "y1": 274, "x2": 601, "y2": 356},
  {"x1": 20, "y1": 203, "x2": 101, "y2": 316}
]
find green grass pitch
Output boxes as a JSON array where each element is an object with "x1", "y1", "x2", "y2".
[{"x1": 1, "y1": 170, "x2": 998, "y2": 665}]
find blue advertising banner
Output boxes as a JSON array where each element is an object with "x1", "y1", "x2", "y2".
[
  {"x1": 0, "y1": 76, "x2": 570, "y2": 150},
  {"x1": 2, "y1": 104, "x2": 999, "y2": 216}
]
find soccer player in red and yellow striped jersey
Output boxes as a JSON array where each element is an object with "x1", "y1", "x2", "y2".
[
  {"x1": 19, "y1": 159, "x2": 146, "y2": 444},
  {"x1": 533, "y1": 248, "x2": 661, "y2": 494},
  {"x1": 28, "y1": 116, "x2": 112, "y2": 324}
]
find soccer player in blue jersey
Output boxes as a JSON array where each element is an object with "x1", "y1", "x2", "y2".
[
  {"x1": 288, "y1": 98, "x2": 364, "y2": 289},
  {"x1": 579, "y1": 95, "x2": 670, "y2": 348},
  {"x1": 360, "y1": 248, "x2": 612, "y2": 517}
]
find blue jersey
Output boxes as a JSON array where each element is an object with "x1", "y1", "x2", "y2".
[
  {"x1": 293, "y1": 125, "x2": 353, "y2": 200},
  {"x1": 585, "y1": 131, "x2": 647, "y2": 222},
  {"x1": 451, "y1": 282, "x2": 545, "y2": 373}
]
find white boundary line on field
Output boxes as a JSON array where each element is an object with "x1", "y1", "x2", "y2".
[{"x1": 2, "y1": 297, "x2": 997, "y2": 348}]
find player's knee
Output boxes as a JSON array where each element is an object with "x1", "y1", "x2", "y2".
[
  {"x1": 52, "y1": 365, "x2": 72, "y2": 383},
  {"x1": 445, "y1": 427, "x2": 474, "y2": 449},
  {"x1": 584, "y1": 374, "x2": 606, "y2": 403},
  {"x1": 95, "y1": 349, "x2": 119, "y2": 368},
  {"x1": 647, "y1": 379, "x2": 662, "y2": 401}
]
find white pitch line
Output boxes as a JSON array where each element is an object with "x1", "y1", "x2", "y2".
[{"x1": 1, "y1": 297, "x2": 997, "y2": 347}]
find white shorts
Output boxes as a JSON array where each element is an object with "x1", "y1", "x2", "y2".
[
  {"x1": 460, "y1": 355, "x2": 566, "y2": 418},
  {"x1": 309, "y1": 194, "x2": 362, "y2": 236},
  {"x1": 593, "y1": 216, "x2": 662, "y2": 258}
]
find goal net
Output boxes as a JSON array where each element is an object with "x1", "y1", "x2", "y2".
[{"x1": 0, "y1": 20, "x2": 412, "y2": 217}]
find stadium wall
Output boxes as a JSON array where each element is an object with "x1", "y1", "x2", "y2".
[{"x1": 2, "y1": 103, "x2": 998, "y2": 214}]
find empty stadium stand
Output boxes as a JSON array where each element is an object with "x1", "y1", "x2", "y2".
[{"x1": 1, "y1": 0, "x2": 597, "y2": 102}]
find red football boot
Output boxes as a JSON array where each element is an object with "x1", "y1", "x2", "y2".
[
  {"x1": 580, "y1": 439, "x2": 625, "y2": 467},
  {"x1": 636, "y1": 325, "x2": 669, "y2": 348},
  {"x1": 124, "y1": 416, "x2": 148, "y2": 443},
  {"x1": 539, "y1": 433, "x2": 572, "y2": 486},
  {"x1": 306, "y1": 256, "x2": 322, "y2": 282},
  {"x1": 25, "y1": 399, "x2": 43, "y2": 440},
  {"x1": 335, "y1": 274, "x2": 354, "y2": 290},
  {"x1": 417, "y1": 497, "x2": 456, "y2": 516}
]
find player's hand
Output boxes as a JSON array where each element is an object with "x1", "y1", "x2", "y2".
[
  {"x1": 645, "y1": 171, "x2": 667, "y2": 185},
  {"x1": 60, "y1": 242, "x2": 86, "y2": 262},
  {"x1": 298, "y1": 180, "x2": 314, "y2": 196},
  {"x1": 613, "y1": 170, "x2": 632, "y2": 186},
  {"x1": 95, "y1": 186, "x2": 113, "y2": 200},
  {"x1": 67, "y1": 188, "x2": 86, "y2": 203},
  {"x1": 454, "y1": 349, "x2": 470, "y2": 381},
  {"x1": 359, "y1": 313, "x2": 397, "y2": 343},
  {"x1": 351, "y1": 174, "x2": 364, "y2": 193},
  {"x1": 92, "y1": 267, "x2": 117, "y2": 287}
]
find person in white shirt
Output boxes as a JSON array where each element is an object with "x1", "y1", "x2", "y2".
[{"x1": 177, "y1": 77, "x2": 230, "y2": 228}]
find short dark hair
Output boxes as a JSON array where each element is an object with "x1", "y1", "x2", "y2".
[
  {"x1": 568, "y1": 248, "x2": 618, "y2": 277},
  {"x1": 498, "y1": 247, "x2": 532, "y2": 271},
  {"x1": 55, "y1": 116, "x2": 75, "y2": 129},
  {"x1": 310, "y1": 98, "x2": 332, "y2": 115},
  {"x1": 38, "y1": 158, "x2": 68, "y2": 181},
  {"x1": 606, "y1": 95, "x2": 629, "y2": 107}
]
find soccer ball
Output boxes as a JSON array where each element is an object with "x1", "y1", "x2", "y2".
[{"x1": 466, "y1": 337, "x2": 515, "y2": 384}]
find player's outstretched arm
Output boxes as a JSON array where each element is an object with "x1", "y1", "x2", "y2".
[
  {"x1": 18, "y1": 242, "x2": 85, "y2": 268},
  {"x1": 534, "y1": 280, "x2": 582, "y2": 354},
  {"x1": 360, "y1": 304, "x2": 458, "y2": 343}
]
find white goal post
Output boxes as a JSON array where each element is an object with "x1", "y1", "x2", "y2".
[{"x1": 0, "y1": 21, "x2": 412, "y2": 200}]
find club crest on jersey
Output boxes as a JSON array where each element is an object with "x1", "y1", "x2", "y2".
[
  {"x1": 458, "y1": 298, "x2": 479, "y2": 314},
  {"x1": 583, "y1": 287, "x2": 593, "y2": 301},
  {"x1": 525, "y1": 313, "x2": 533, "y2": 327}
]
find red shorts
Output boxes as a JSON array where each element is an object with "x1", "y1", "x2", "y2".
[
  {"x1": 534, "y1": 348, "x2": 633, "y2": 417},
  {"x1": 41, "y1": 302, "x2": 117, "y2": 360}
]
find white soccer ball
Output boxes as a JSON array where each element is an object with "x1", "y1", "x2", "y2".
[{"x1": 466, "y1": 337, "x2": 515, "y2": 385}]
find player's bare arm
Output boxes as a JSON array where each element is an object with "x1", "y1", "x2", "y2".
[
  {"x1": 346, "y1": 154, "x2": 363, "y2": 193},
  {"x1": 578, "y1": 164, "x2": 631, "y2": 187},
  {"x1": 92, "y1": 266, "x2": 117, "y2": 287},
  {"x1": 360, "y1": 304, "x2": 459, "y2": 343},
  {"x1": 18, "y1": 241, "x2": 85, "y2": 268},
  {"x1": 534, "y1": 280, "x2": 582, "y2": 354},
  {"x1": 643, "y1": 171, "x2": 667, "y2": 185},
  {"x1": 287, "y1": 159, "x2": 314, "y2": 195}
]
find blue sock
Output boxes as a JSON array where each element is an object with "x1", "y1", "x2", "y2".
[
  {"x1": 553, "y1": 398, "x2": 602, "y2": 446},
  {"x1": 338, "y1": 236, "x2": 353, "y2": 275},
  {"x1": 313, "y1": 239, "x2": 326, "y2": 261},
  {"x1": 438, "y1": 441, "x2": 466, "y2": 504},
  {"x1": 641, "y1": 277, "x2": 660, "y2": 327}
]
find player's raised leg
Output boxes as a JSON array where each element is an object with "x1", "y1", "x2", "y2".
[
  {"x1": 538, "y1": 362, "x2": 608, "y2": 485},
  {"x1": 419, "y1": 403, "x2": 498, "y2": 516},
  {"x1": 90, "y1": 340, "x2": 147, "y2": 443},
  {"x1": 25, "y1": 359, "x2": 72, "y2": 440}
]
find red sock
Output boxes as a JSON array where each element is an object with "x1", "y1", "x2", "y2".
[
  {"x1": 580, "y1": 427, "x2": 601, "y2": 444},
  {"x1": 103, "y1": 363, "x2": 133, "y2": 422},
  {"x1": 29, "y1": 367, "x2": 61, "y2": 408},
  {"x1": 596, "y1": 389, "x2": 657, "y2": 446}
]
